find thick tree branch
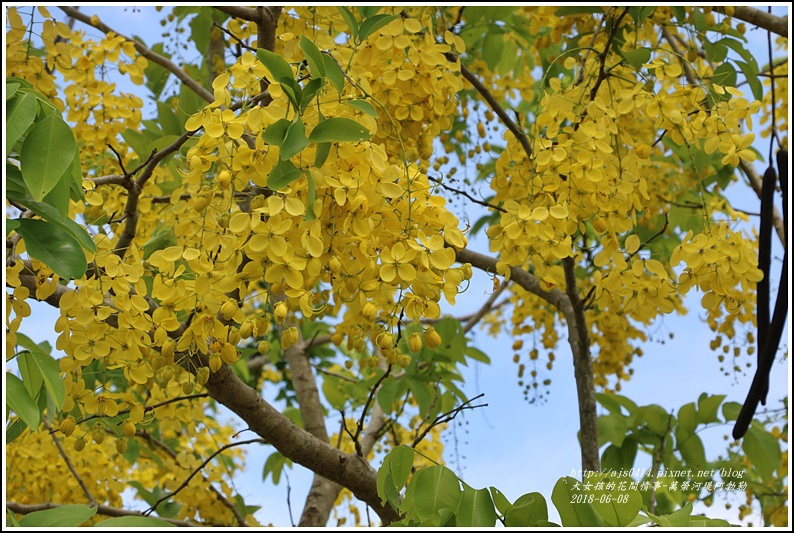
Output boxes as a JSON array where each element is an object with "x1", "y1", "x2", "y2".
[
  {"x1": 58, "y1": 7, "x2": 214, "y2": 103},
  {"x1": 200, "y1": 363, "x2": 400, "y2": 524},
  {"x1": 562, "y1": 257, "x2": 599, "y2": 473},
  {"x1": 5, "y1": 501, "x2": 199, "y2": 527},
  {"x1": 716, "y1": 6, "x2": 788, "y2": 38}
]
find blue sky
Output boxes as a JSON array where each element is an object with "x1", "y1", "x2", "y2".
[{"x1": 5, "y1": 4, "x2": 790, "y2": 526}]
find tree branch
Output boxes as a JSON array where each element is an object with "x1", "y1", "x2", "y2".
[
  {"x1": 58, "y1": 7, "x2": 214, "y2": 103},
  {"x1": 200, "y1": 363, "x2": 400, "y2": 524},
  {"x1": 212, "y1": 6, "x2": 258, "y2": 21},
  {"x1": 562, "y1": 257, "x2": 599, "y2": 474},
  {"x1": 6, "y1": 501, "x2": 200, "y2": 527},
  {"x1": 715, "y1": 6, "x2": 788, "y2": 38},
  {"x1": 45, "y1": 420, "x2": 97, "y2": 506},
  {"x1": 144, "y1": 438, "x2": 265, "y2": 518},
  {"x1": 463, "y1": 280, "x2": 508, "y2": 333}
]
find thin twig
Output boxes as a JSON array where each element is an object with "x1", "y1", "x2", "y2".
[
  {"x1": 352, "y1": 365, "x2": 392, "y2": 456},
  {"x1": 285, "y1": 471, "x2": 295, "y2": 527},
  {"x1": 428, "y1": 175, "x2": 506, "y2": 213},
  {"x1": 463, "y1": 281, "x2": 508, "y2": 333},
  {"x1": 45, "y1": 419, "x2": 97, "y2": 506},
  {"x1": 144, "y1": 438, "x2": 265, "y2": 517},
  {"x1": 105, "y1": 143, "x2": 128, "y2": 177},
  {"x1": 411, "y1": 393, "x2": 487, "y2": 447},
  {"x1": 628, "y1": 213, "x2": 669, "y2": 260},
  {"x1": 314, "y1": 364, "x2": 358, "y2": 383},
  {"x1": 135, "y1": 430, "x2": 248, "y2": 526},
  {"x1": 213, "y1": 21, "x2": 256, "y2": 52}
]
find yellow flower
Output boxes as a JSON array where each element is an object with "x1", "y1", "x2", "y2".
[{"x1": 380, "y1": 242, "x2": 416, "y2": 283}]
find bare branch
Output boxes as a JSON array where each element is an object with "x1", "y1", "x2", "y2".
[
  {"x1": 715, "y1": 6, "x2": 788, "y2": 38},
  {"x1": 58, "y1": 7, "x2": 214, "y2": 103},
  {"x1": 144, "y1": 438, "x2": 265, "y2": 517},
  {"x1": 6, "y1": 501, "x2": 200, "y2": 527},
  {"x1": 135, "y1": 430, "x2": 248, "y2": 526},
  {"x1": 412, "y1": 393, "x2": 487, "y2": 447},
  {"x1": 428, "y1": 175, "x2": 506, "y2": 213},
  {"x1": 463, "y1": 281, "x2": 508, "y2": 333},
  {"x1": 89, "y1": 174, "x2": 127, "y2": 187},
  {"x1": 45, "y1": 420, "x2": 97, "y2": 506}
]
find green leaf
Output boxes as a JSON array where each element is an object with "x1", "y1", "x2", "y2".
[
  {"x1": 262, "y1": 118, "x2": 292, "y2": 146},
  {"x1": 388, "y1": 445, "x2": 414, "y2": 490},
  {"x1": 465, "y1": 346, "x2": 491, "y2": 364},
  {"x1": 17, "y1": 352, "x2": 44, "y2": 401},
  {"x1": 377, "y1": 468, "x2": 401, "y2": 509},
  {"x1": 262, "y1": 452, "x2": 289, "y2": 484},
  {"x1": 628, "y1": 7, "x2": 655, "y2": 25},
  {"x1": 589, "y1": 476, "x2": 642, "y2": 526},
  {"x1": 256, "y1": 48, "x2": 294, "y2": 84},
  {"x1": 142, "y1": 223, "x2": 177, "y2": 259},
  {"x1": 551, "y1": 477, "x2": 604, "y2": 527},
  {"x1": 6, "y1": 91, "x2": 38, "y2": 155},
  {"x1": 16, "y1": 218, "x2": 87, "y2": 279},
  {"x1": 29, "y1": 350, "x2": 66, "y2": 412},
  {"x1": 631, "y1": 404, "x2": 670, "y2": 435},
  {"x1": 7, "y1": 372, "x2": 41, "y2": 430},
  {"x1": 643, "y1": 503, "x2": 693, "y2": 527},
  {"x1": 7, "y1": 81, "x2": 20, "y2": 99},
  {"x1": 696, "y1": 393, "x2": 725, "y2": 424},
  {"x1": 314, "y1": 142, "x2": 331, "y2": 169},
  {"x1": 301, "y1": 77, "x2": 325, "y2": 112},
  {"x1": 6, "y1": 417, "x2": 27, "y2": 444},
  {"x1": 281, "y1": 118, "x2": 309, "y2": 160},
  {"x1": 598, "y1": 413, "x2": 629, "y2": 447},
  {"x1": 322, "y1": 54, "x2": 346, "y2": 92},
  {"x1": 504, "y1": 492, "x2": 548, "y2": 526},
  {"x1": 322, "y1": 376, "x2": 347, "y2": 409},
  {"x1": 358, "y1": 14, "x2": 399, "y2": 42},
  {"x1": 621, "y1": 47, "x2": 651, "y2": 70},
  {"x1": 742, "y1": 426, "x2": 781, "y2": 482},
  {"x1": 711, "y1": 62, "x2": 737, "y2": 88},
  {"x1": 20, "y1": 114, "x2": 76, "y2": 201},
  {"x1": 735, "y1": 60, "x2": 763, "y2": 101},
  {"x1": 18, "y1": 504, "x2": 97, "y2": 527},
  {"x1": 7, "y1": 219, "x2": 20, "y2": 237},
  {"x1": 722, "y1": 401, "x2": 741, "y2": 421},
  {"x1": 300, "y1": 35, "x2": 325, "y2": 78},
  {"x1": 678, "y1": 433, "x2": 707, "y2": 468},
  {"x1": 42, "y1": 164, "x2": 70, "y2": 218},
  {"x1": 457, "y1": 484, "x2": 497, "y2": 526},
  {"x1": 601, "y1": 439, "x2": 638, "y2": 472},
  {"x1": 671, "y1": 6, "x2": 686, "y2": 23},
  {"x1": 309, "y1": 117, "x2": 371, "y2": 143},
  {"x1": 482, "y1": 30, "x2": 504, "y2": 70},
  {"x1": 121, "y1": 128, "x2": 153, "y2": 159},
  {"x1": 156, "y1": 101, "x2": 183, "y2": 136},
  {"x1": 678, "y1": 402, "x2": 697, "y2": 433},
  {"x1": 5, "y1": 184, "x2": 95, "y2": 253},
  {"x1": 411, "y1": 465, "x2": 462, "y2": 522},
  {"x1": 345, "y1": 99, "x2": 378, "y2": 117},
  {"x1": 336, "y1": 7, "x2": 359, "y2": 41},
  {"x1": 356, "y1": 6, "x2": 381, "y2": 19},
  {"x1": 94, "y1": 516, "x2": 175, "y2": 527},
  {"x1": 489, "y1": 487, "x2": 512, "y2": 516},
  {"x1": 267, "y1": 159, "x2": 303, "y2": 191},
  {"x1": 596, "y1": 393, "x2": 637, "y2": 415}
]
